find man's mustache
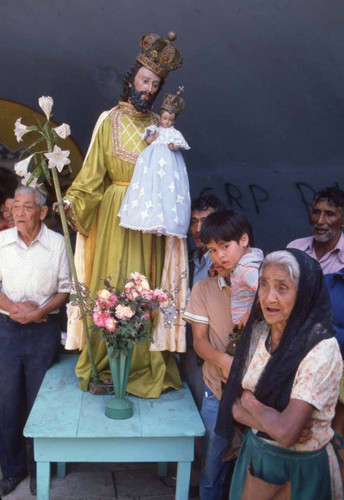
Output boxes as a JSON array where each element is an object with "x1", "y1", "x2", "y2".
[{"x1": 313, "y1": 224, "x2": 330, "y2": 231}]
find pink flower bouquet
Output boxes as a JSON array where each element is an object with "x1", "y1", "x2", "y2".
[{"x1": 77, "y1": 273, "x2": 168, "y2": 357}]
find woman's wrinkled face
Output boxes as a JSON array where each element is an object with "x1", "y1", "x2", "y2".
[{"x1": 258, "y1": 264, "x2": 297, "y2": 329}]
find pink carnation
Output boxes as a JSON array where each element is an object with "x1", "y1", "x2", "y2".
[
  {"x1": 115, "y1": 304, "x2": 135, "y2": 321},
  {"x1": 136, "y1": 279, "x2": 150, "y2": 292},
  {"x1": 129, "y1": 272, "x2": 150, "y2": 291},
  {"x1": 152, "y1": 289, "x2": 168, "y2": 302},
  {"x1": 96, "y1": 289, "x2": 118, "y2": 309},
  {"x1": 93, "y1": 311, "x2": 111, "y2": 328},
  {"x1": 124, "y1": 281, "x2": 139, "y2": 301},
  {"x1": 142, "y1": 311, "x2": 151, "y2": 321},
  {"x1": 140, "y1": 288, "x2": 153, "y2": 300},
  {"x1": 107, "y1": 293, "x2": 118, "y2": 307},
  {"x1": 105, "y1": 316, "x2": 117, "y2": 332},
  {"x1": 129, "y1": 272, "x2": 147, "y2": 282}
]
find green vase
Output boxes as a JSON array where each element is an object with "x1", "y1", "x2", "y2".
[{"x1": 105, "y1": 344, "x2": 134, "y2": 420}]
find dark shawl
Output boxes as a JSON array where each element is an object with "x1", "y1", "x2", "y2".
[{"x1": 216, "y1": 248, "x2": 335, "y2": 439}]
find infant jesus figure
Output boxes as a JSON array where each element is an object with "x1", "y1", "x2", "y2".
[{"x1": 118, "y1": 87, "x2": 191, "y2": 238}]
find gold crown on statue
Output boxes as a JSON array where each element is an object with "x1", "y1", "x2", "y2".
[
  {"x1": 161, "y1": 86, "x2": 185, "y2": 116},
  {"x1": 136, "y1": 32, "x2": 183, "y2": 79}
]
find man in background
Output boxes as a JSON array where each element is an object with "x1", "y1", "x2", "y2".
[
  {"x1": 180, "y1": 194, "x2": 224, "y2": 409},
  {"x1": 0, "y1": 167, "x2": 17, "y2": 231},
  {"x1": 287, "y1": 186, "x2": 344, "y2": 274}
]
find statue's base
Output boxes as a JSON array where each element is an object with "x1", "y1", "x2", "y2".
[{"x1": 105, "y1": 397, "x2": 134, "y2": 420}]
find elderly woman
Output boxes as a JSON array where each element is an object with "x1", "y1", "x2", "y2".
[{"x1": 216, "y1": 249, "x2": 343, "y2": 499}]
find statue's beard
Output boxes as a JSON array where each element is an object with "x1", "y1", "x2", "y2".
[{"x1": 129, "y1": 85, "x2": 156, "y2": 113}]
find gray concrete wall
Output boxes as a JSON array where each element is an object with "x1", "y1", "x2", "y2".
[{"x1": 2, "y1": 0, "x2": 344, "y2": 251}]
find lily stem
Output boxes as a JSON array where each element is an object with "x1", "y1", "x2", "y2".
[{"x1": 51, "y1": 166, "x2": 99, "y2": 382}]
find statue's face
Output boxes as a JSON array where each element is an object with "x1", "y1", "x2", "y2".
[
  {"x1": 160, "y1": 111, "x2": 175, "y2": 129},
  {"x1": 128, "y1": 67, "x2": 161, "y2": 113},
  {"x1": 132, "y1": 67, "x2": 161, "y2": 98}
]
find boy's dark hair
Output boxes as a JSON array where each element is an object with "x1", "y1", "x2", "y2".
[
  {"x1": 191, "y1": 194, "x2": 225, "y2": 213},
  {"x1": 200, "y1": 209, "x2": 254, "y2": 246}
]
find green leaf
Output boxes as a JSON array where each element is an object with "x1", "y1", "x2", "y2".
[
  {"x1": 32, "y1": 165, "x2": 42, "y2": 177},
  {"x1": 34, "y1": 116, "x2": 44, "y2": 131},
  {"x1": 43, "y1": 121, "x2": 50, "y2": 135},
  {"x1": 23, "y1": 169, "x2": 41, "y2": 187},
  {"x1": 41, "y1": 158, "x2": 51, "y2": 183},
  {"x1": 19, "y1": 149, "x2": 34, "y2": 160}
]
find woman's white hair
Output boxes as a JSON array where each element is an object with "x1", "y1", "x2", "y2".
[
  {"x1": 260, "y1": 250, "x2": 300, "y2": 286},
  {"x1": 15, "y1": 186, "x2": 47, "y2": 207}
]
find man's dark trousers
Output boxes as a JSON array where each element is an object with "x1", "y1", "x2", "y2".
[{"x1": 0, "y1": 314, "x2": 60, "y2": 479}]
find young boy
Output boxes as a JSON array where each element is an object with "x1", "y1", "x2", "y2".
[
  {"x1": 202, "y1": 209, "x2": 264, "y2": 332},
  {"x1": 183, "y1": 209, "x2": 263, "y2": 500}
]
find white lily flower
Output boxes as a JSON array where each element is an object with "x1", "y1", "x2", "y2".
[
  {"x1": 14, "y1": 154, "x2": 35, "y2": 177},
  {"x1": 14, "y1": 118, "x2": 30, "y2": 142},
  {"x1": 45, "y1": 145, "x2": 71, "y2": 173},
  {"x1": 54, "y1": 123, "x2": 71, "y2": 139},
  {"x1": 21, "y1": 173, "x2": 42, "y2": 188},
  {"x1": 38, "y1": 96, "x2": 54, "y2": 120}
]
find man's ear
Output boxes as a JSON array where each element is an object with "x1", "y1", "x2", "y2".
[{"x1": 40, "y1": 205, "x2": 49, "y2": 221}]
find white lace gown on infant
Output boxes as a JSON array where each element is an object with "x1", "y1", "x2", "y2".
[{"x1": 118, "y1": 125, "x2": 191, "y2": 238}]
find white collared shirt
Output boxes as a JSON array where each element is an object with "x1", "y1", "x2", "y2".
[{"x1": 0, "y1": 223, "x2": 71, "y2": 314}]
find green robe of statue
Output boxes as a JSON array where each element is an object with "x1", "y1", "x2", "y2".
[{"x1": 66, "y1": 101, "x2": 182, "y2": 396}]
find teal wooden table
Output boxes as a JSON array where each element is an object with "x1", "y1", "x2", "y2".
[{"x1": 24, "y1": 355, "x2": 205, "y2": 500}]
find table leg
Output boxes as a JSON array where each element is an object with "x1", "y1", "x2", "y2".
[
  {"x1": 157, "y1": 462, "x2": 167, "y2": 477},
  {"x1": 37, "y1": 461, "x2": 51, "y2": 500},
  {"x1": 56, "y1": 462, "x2": 66, "y2": 478},
  {"x1": 175, "y1": 461, "x2": 191, "y2": 500}
]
